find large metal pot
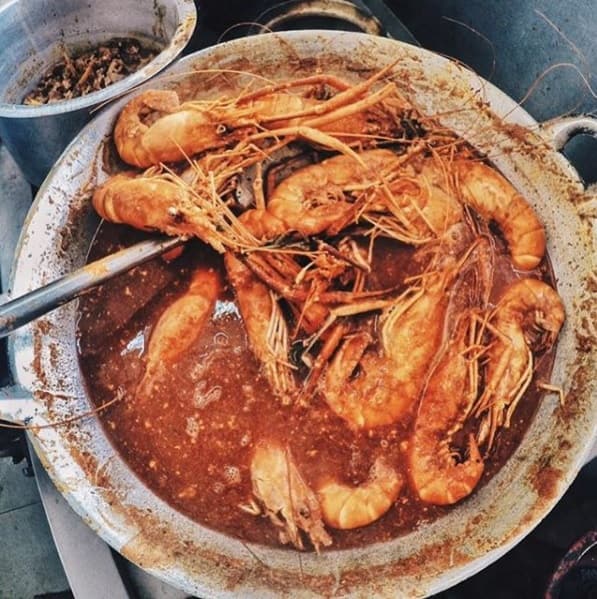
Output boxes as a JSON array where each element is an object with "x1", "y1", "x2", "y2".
[{"x1": 1, "y1": 31, "x2": 596, "y2": 597}]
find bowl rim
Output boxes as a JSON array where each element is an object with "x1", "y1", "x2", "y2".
[{"x1": 0, "y1": 0, "x2": 196, "y2": 117}]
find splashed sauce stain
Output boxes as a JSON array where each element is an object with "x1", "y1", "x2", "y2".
[{"x1": 77, "y1": 223, "x2": 557, "y2": 550}]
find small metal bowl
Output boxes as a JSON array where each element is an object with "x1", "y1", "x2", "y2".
[{"x1": 0, "y1": 0, "x2": 196, "y2": 186}]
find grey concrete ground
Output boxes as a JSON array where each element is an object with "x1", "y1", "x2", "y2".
[{"x1": 0, "y1": 460, "x2": 69, "y2": 598}]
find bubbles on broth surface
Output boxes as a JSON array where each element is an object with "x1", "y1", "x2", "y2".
[{"x1": 223, "y1": 465, "x2": 241, "y2": 486}]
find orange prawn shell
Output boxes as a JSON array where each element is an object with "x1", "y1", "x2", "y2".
[
  {"x1": 454, "y1": 161, "x2": 546, "y2": 270},
  {"x1": 407, "y1": 319, "x2": 484, "y2": 506}
]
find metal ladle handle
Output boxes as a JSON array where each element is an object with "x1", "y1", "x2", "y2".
[{"x1": 0, "y1": 235, "x2": 184, "y2": 339}]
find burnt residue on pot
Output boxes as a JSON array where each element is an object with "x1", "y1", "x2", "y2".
[
  {"x1": 574, "y1": 273, "x2": 597, "y2": 352},
  {"x1": 530, "y1": 454, "x2": 564, "y2": 501},
  {"x1": 56, "y1": 430, "x2": 578, "y2": 598},
  {"x1": 33, "y1": 406, "x2": 571, "y2": 598}
]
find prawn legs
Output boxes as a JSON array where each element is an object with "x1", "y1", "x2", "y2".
[
  {"x1": 409, "y1": 278, "x2": 565, "y2": 506},
  {"x1": 408, "y1": 312, "x2": 484, "y2": 505},
  {"x1": 474, "y1": 278, "x2": 565, "y2": 450},
  {"x1": 247, "y1": 440, "x2": 332, "y2": 551}
]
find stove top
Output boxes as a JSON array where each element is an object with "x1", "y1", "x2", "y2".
[{"x1": 0, "y1": 1, "x2": 595, "y2": 597}]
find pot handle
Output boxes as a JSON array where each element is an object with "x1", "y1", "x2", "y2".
[
  {"x1": 541, "y1": 116, "x2": 597, "y2": 153},
  {"x1": 539, "y1": 118, "x2": 597, "y2": 464},
  {"x1": 256, "y1": 0, "x2": 384, "y2": 36},
  {"x1": 0, "y1": 291, "x2": 36, "y2": 425},
  {"x1": 0, "y1": 384, "x2": 36, "y2": 425},
  {"x1": 540, "y1": 115, "x2": 597, "y2": 194},
  {"x1": 540, "y1": 117, "x2": 597, "y2": 465}
]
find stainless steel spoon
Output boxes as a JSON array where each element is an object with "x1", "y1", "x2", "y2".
[{"x1": 0, "y1": 236, "x2": 185, "y2": 339}]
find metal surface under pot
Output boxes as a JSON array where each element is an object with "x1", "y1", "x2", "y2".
[{"x1": 0, "y1": 31, "x2": 596, "y2": 598}]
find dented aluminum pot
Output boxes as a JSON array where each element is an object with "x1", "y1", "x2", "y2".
[{"x1": 1, "y1": 32, "x2": 596, "y2": 597}]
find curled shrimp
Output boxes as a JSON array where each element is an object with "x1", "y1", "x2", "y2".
[
  {"x1": 113, "y1": 69, "x2": 410, "y2": 168},
  {"x1": 320, "y1": 236, "x2": 493, "y2": 430},
  {"x1": 408, "y1": 313, "x2": 484, "y2": 505},
  {"x1": 265, "y1": 149, "x2": 398, "y2": 238},
  {"x1": 321, "y1": 266, "x2": 457, "y2": 429},
  {"x1": 113, "y1": 90, "x2": 181, "y2": 167},
  {"x1": 453, "y1": 161, "x2": 546, "y2": 270},
  {"x1": 136, "y1": 267, "x2": 222, "y2": 398},
  {"x1": 114, "y1": 89, "x2": 318, "y2": 168},
  {"x1": 475, "y1": 278, "x2": 565, "y2": 449},
  {"x1": 317, "y1": 457, "x2": 403, "y2": 529},
  {"x1": 248, "y1": 440, "x2": 332, "y2": 551},
  {"x1": 243, "y1": 149, "x2": 463, "y2": 244}
]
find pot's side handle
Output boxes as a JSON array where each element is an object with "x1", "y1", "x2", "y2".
[
  {"x1": 541, "y1": 117, "x2": 597, "y2": 466},
  {"x1": 540, "y1": 115, "x2": 597, "y2": 197},
  {"x1": 0, "y1": 384, "x2": 36, "y2": 425},
  {"x1": 0, "y1": 293, "x2": 37, "y2": 425},
  {"x1": 542, "y1": 116, "x2": 597, "y2": 152}
]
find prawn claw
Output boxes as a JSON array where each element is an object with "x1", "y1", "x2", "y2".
[{"x1": 408, "y1": 313, "x2": 484, "y2": 505}]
